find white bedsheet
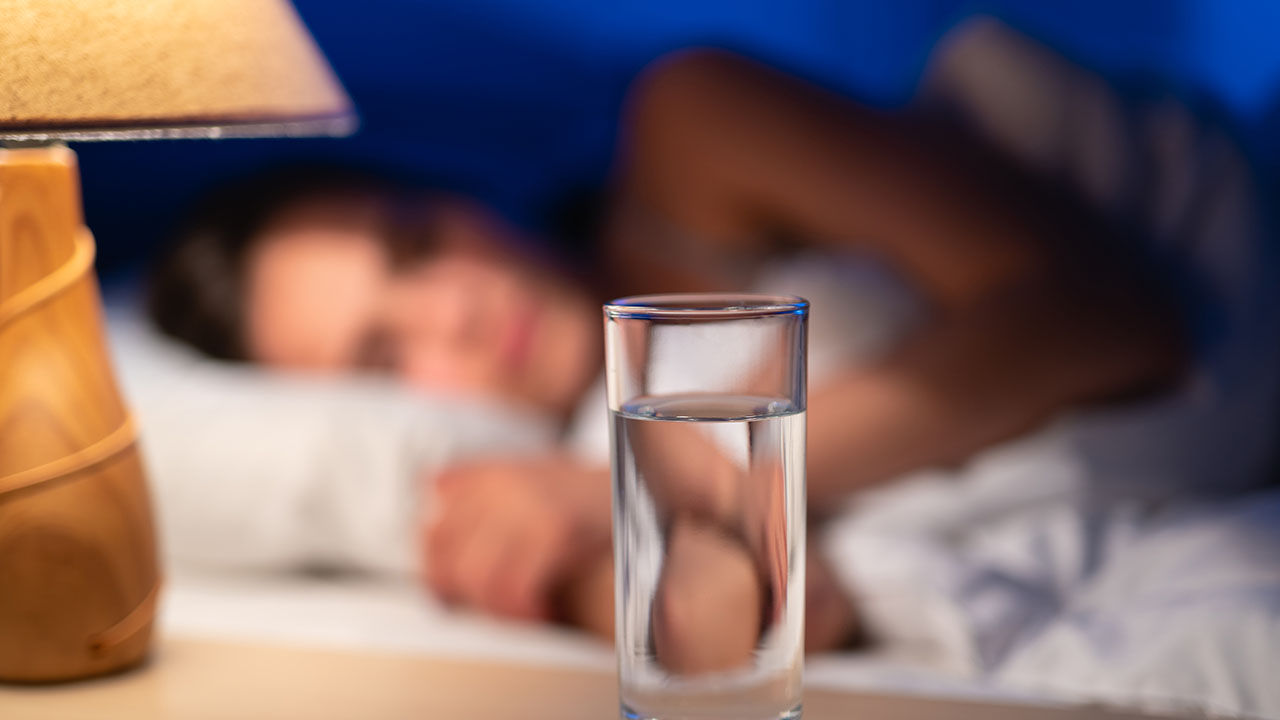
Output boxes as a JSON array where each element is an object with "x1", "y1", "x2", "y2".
[
  {"x1": 823, "y1": 483, "x2": 1280, "y2": 719},
  {"x1": 158, "y1": 480, "x2": 1280, "y2": 718},
  {"x1": 995, "y1": 492, "x2": 1280, "y2": 717},
  {"x1": 157, "y1": 567, "x2": 1056, "y2": 708}
]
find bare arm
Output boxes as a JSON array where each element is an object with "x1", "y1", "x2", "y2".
[{"x1": 608, "y1": 50, "x2": 1186, "y2": 504}]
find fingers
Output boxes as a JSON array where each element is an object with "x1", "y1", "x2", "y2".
[
  {"x1": 422, "y1": 476, "x2": 569, "y2": 622},
  {"x1": 420, "y1": 457, "x2": 617, "y2": 626},
  {"x1": 423, "y1": 479, "x2": 490, "y2": 604},
  {"x1": 451, "y1": 516, "x2": 515, "y2": 612},
  {"x1": 454, "y1": 513, "x2": 563, "y2": 621},
  {"x1": 652, "y1": 518, "x2": 762, "y2": 675},
  {"x1": 489, "y1": 521, "x2": 562, "y2": 620}
]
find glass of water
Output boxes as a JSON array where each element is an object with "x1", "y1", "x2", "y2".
[{"x1": 604, "y1": 294, "x2": 808, "y2": 720}]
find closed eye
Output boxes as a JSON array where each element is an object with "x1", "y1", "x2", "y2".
[{"x1": 354, "y1": 325, "x2": 397, "y2": 373}]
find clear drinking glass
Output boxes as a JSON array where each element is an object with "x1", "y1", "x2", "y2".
[{"x1": 605, "y1": 293, "x2": 808, "y2": 720}]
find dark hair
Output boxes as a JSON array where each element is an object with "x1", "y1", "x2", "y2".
[{"x1": 147, "y1": 163, "x2": 410, "y2": 361}]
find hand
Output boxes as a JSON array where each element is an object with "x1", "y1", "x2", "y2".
[
  {"x1": 652, "y1": 517, "x2": 762, "y2": 674},
  {"x1": 422, "y1": 456, "x2": 611, "y2": 622},
  {"x1": 741, "y1": 460, "x2": 789, "y2": 624}
]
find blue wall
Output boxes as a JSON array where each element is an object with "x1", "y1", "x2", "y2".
[{"x1": 79, "y1": 0, "x2": 1280, "y2": 275}]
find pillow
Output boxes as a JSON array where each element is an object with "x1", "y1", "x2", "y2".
[{"x1": 106, "y1": 302, "x2": 556, "y2": 577}]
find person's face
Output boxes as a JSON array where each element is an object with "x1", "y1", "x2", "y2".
[{"x1": 245, "y1": 193, "x2": 599, "y2": 417}]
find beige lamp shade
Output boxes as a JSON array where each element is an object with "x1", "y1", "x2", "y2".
[{"x1": 0, "y1": 0, "x2": 356, "y2": 141}]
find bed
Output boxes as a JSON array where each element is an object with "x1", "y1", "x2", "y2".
[{"x1": 106, "y1": 298, "x2": 1280, "y2": 719}]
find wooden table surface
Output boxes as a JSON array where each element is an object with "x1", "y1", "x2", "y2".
[{"x1": 0, "y1": 637, "x2": 1182, "y2": 720}]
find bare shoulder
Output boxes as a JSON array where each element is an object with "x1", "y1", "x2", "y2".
[
  {"x1": 628, "y1": 49, "x2": 753, "y2": 108},
  {"x1": 622, "y1": 48, "x2": 806, "y2": 149}
]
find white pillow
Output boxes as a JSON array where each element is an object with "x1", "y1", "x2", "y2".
[{"x1": 106, "y1": 303, "x2": 556, "y2": 577}]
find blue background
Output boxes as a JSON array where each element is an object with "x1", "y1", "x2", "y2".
[{"x1": 78, "y1": 0, "x2": 1280, "y2": 276}]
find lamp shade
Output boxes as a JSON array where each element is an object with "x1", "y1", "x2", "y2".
[{"x1": 0, "y1": 0, "x2": 355, "y2": 141}]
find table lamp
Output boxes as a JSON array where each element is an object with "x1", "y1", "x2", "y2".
[{"x1": 0, "y1": 0, "x2": 354, "y2": 682}]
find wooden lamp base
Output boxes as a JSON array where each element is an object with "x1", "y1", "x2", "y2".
[{"x1": 0, "y1": 146, "x2": 160, "y2": 682}]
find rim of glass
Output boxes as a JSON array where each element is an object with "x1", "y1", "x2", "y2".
[{"x1": 604, "y1": 293, "x2": 808, "y2": 319}]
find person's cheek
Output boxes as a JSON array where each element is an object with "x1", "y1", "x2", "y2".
[{"x1": 526, "y1": 299, "x2": 591, "y2": 407}]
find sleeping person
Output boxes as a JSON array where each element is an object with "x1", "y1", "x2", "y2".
[{"x1": 145, "y1": 18, "x2": 1277, "y2": 707}]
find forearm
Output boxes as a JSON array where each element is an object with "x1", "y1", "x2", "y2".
[
  {"x1": 806, "y1": 279, "x2": 1185, "y2": 505},
  {"x1": 806, "y1": 355, "x2": 1023, "y2": 506}
]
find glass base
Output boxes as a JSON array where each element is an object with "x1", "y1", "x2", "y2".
[{"x1": 621, "y1": 703, "x2": 802, "y2": 720}]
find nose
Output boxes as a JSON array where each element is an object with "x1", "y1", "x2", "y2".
[{"x1": 427, "y1": 274, "x2": 480, "y2": 347}]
